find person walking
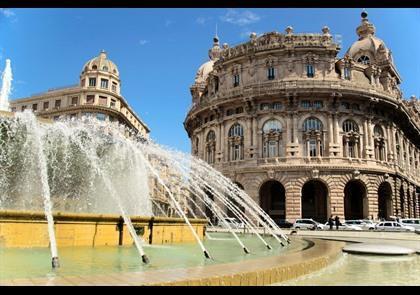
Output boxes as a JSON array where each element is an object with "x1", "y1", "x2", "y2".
[
  {"x1": 328, "y1": 215, "x2": 334, "y2": 230},
  {"x1": 334, "y1": 215, "x2": 340, "y2": 230}
]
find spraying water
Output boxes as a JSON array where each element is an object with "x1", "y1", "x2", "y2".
[
  {"x1": 0, "y1": 59, "x2": 12, "y2": 112},
  {"x1": 0, "y1": 111, "x2": 288, "y2": 266}
]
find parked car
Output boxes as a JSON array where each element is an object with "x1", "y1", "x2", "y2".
[
  {"x1": 324, "y1": 222, "x2": 363, "y2": 231},
  {"x1": 275, "y1": 219, "x2": 294, "y2": 228},
  {"x1": 218, "y1": 217, "x2": 245, "y2": 229},
  {"x1": 292, "y1": 219, "x2": 325, "y2": 230},
  {"x1": 375, "y1": 221, "x2": 415, "y2": 232},
  {"x1": 400, "y1": 218, "x2": 420, "y2": 230},
  {"x1": 344, "y1": 220, "x2": 376, "y2": 230}
]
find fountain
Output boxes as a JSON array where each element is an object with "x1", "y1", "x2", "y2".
[
  {"x1": 0, "y1": 110, "x2": 290, "y2": 270},
  {"x1": 0, "y1": 59, "x2": 12, "y2": 112}
]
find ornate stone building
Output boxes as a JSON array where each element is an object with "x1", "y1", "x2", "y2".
[
  {"x1": 10, "y1": 50, "x2": 150, "y2": 137},
  {"x1": 184, "y1": 12, "x2": 420, "y2": 223}
]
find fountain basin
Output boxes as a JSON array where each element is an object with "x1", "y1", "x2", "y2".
[
  {"x1": 0, "y1": 210, "x2": 207, "y2": 248},
  {"x1": 0, "y1": 236, "x2": 343, "y2": 285}
]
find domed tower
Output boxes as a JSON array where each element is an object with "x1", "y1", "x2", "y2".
[
  {"x1": 80, "y1": 50, "x2": 121, "y2": 95},
  {"x1": 338, "y1": 10, "x2": 402, "y2": 98},
  {"x1": 190, "y1": 36, "x2": 221, "y2": 104}
]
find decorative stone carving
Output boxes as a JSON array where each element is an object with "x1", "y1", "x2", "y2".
[
  {"x1": 311, "y1": 169, "x2": 320, "y2": 179},
  {"x1": 267, "y1": 170, "x2": 275, "y2": 179},
  {"x1": 352, "y1": 170, "x2": 360, "y2": 179}
]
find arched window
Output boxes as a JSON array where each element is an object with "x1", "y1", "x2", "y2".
[
  {"x1": 206, "y1": 131, "x2": 216, "y2": 164},
  {"x1": 303, "y1": 117, "x2": 322, "y2": 132},
  {"x1": 92, "y1": 65, "x2": 97, "y2": 70},
  {"x1": 262, "y1": 120, "x2": 283, "y2": 158},
  {"x1": 357, "y1": 55, "x2": 370, "y2": 65},
  {"x1": 228, "y1": 123, "x2": 244, "y2": 161},
  {"x1": 343, "y1": 120, "x2": 359, "y2": 133},
  {"x1": 102, "y1": 66, "x2": 109, "y2": 71},
  {"x1": 373, "y1": 125, "x2": 386, "y2": 161},
  {"x1": 342, "y1": 120, "x2": 360, "y2": 158},
  {"x1": 303, "y1": 117, "x2": 324, "y2": 157}
]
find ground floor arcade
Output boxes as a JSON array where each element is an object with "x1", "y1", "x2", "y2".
[{"x1": 224, "y1": 169, "x2": 419, "y2": 223}]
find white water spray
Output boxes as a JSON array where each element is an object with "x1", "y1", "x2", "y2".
[{"x1": 0, "y1": 59, "x2": 12, "y2": 112}]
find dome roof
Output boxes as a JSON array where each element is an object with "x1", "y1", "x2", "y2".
[
  {"x1": 194, "y1": 60, "x2": 215, "y2": 84},
  {"x1": 346, "y1": 11, "x2": 392, "y2": 64},
  {"x1": 347, "y1": 35, "x2": 390, "y2": 61},
  {"x1": 193, "y1": 36, "x2": 221, "y2": 84},
  {"x1": 82, "y1": 50, "x2": 119, "y2": 76}
]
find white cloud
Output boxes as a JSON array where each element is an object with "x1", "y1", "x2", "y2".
[
  {"x1": 196, "y1": 16, "x2": 212, "y2": 25},
  {"x1": 0, "y1": 8, "x2": 15, "y2": 18},
  {"x1": 139, "y1": 40, "x2": 150, "y2": 46},
  {"x1": 220, "y1": 9, "x2": 260, "y2": 26}
]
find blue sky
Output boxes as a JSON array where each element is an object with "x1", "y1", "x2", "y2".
[{"x1": 1, "y1": 8, "x2": 419, "y2": 153}]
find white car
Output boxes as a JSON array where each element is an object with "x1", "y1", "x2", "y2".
[
  {"x1": 375, "y1": 221, "x2": 415, "y2": 232},
  {"x1": 400, "y1": 219, "x2": 420, "y2": 230},
  {"x1": 292, "y1": 219, "x2": 325, "y2": 230},
  {"x1": 324, "y1": 222, "x2": 362, "y2": 231},
  {"x1": 218, "y1": 217, "x2": 245, "y2": 229},
  {"x1": 344, "y1": 220, "x2": 376, "y2": 230}
]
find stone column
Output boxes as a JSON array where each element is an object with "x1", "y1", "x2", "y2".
[
  {"x1": 252, "y1": 116, "x2": 258, "y2": 156},
  {"x1": 220, "y1": 123, "x2": 225, "y2": 162},
  {"x1": 245, "y1": 117, "x2": 252, "y2": 158},
  {"x1": 334, "y1": 114, "x2": 339, "y2": 144},
  {"x1": 328, "y1": 114, "x2": 334, "y2": 155},
  {"x1": 286, "y1": 115, "x2": 292, "y2": 143},
  {"x1": 293, "y1": 113, "x2": 299, "y2": 143}
]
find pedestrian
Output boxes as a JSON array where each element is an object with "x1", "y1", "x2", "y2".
[
  {"x1": 328, "y1": 215, "x2": 334, "y2": 230},
  {"x1": 334, "y1": 215, "x2": 340, "y2": 230}
]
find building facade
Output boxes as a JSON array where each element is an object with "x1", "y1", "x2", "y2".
[
  {"x1": 10, "y1": 50, "x2": 150, "y2": 137},
  {"x1": 184, "y1": 12, "x2": 420, "y2": 223}
]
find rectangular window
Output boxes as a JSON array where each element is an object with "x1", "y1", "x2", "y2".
[
  {"x1": 233, "y1": 74, "x2": 240, "y2": 87},
  {"x1": 21, "y1": 105, "x2": 26, "y2": 111},
  {"x1": 55, "y1": 100, "x2": 61, "y2": 109},
  {"x1": 344, "y1": 67, "x2": 351, "y2": 80},
  {"x1": 273, "y1": 102, "x2": 282, "y2": 110},
  {"x1": 301, "y1": 100, "x2": 311, "y2": 108},
  {"x1": 110, "y1": 99, "x2": 116, "y2": 108},
  {"x1": 71, "y1": 96, "x2": 78, "y2": 105},
  {"x1": 32, "y1": 104, "x2": 38, "y2": 111},
  {"x1": 226, "y1": 109, "x2": 234, "y2": 116},
  {"x1": 99, "y1": 96, "x2": 107, "y2": 106},
  {"x1": 234, "y1": 144, "x2": 240, "y2": 160},
  {"x1": 306, "y1": 65, "x2": 314, "y2": 78},
  {"x1": 100, "y1": 79, "x2": 108, "y2": 89},
  {"x1": 267, "y1": 67, "x2": 275, "y2": 80},
  {"x1": 43, "y1": 101, "x2": 49, "y2": 110},
  {"x1": 268, "y1": 141, "x2": 277, "y2": 157},
  {"x1": 112, "y1": 82, "x2": 117, "y2": 92},
  {"x1": 309, "y1": 139, "x2": 317, "y2": 157},
  {"x1": 260, "y1": 103, "x2": 271, "y2": 110},
  {"x1": 96, "y1": 113, "x2": 106, "y2": 121},
  {"x1": 86, "y1": 95, "x2": 95, "y2": 104},
  {"x1": 89, "y1": 77, "x2": 96, "y2": 87},
  {"x1": 236, "y1": 107, "x2": 243, "y2": 114},
  {"x1": 313, "y1": 101, "x2": 323, "y2": 109}
]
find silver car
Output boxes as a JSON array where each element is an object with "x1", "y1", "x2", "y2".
[
  {"x1": 400, "y1": 219, "x2": 420, "y2": 230},
  {"x1": 292, "y1": 219, "x2": 325, "y2": 230},
  {"x1": 344, "y1": 219, "x2": 376, "y2": 230},
  {"x1": 375, "y1": 221, "x2": 415, "y2": 232}
]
